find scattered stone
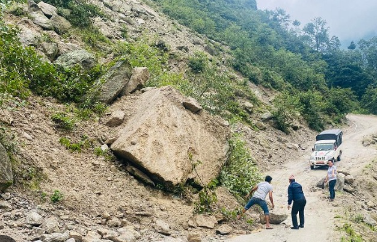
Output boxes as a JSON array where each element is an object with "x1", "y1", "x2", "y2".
[
  {"x1": 54, "y1": 49, "x2": 96, "y2": 70},
  {"x1": 1, "y1": 192, "x2": 11, "y2": 200},
  {"x1": 343, "y1": 184, "x2": 356, "y2": 194},
  {"x1": 364, "y1": 213, "x2": 377, "y2": 226},
  {"x1": 92, "y1": 60, "x2": 132, "y2": 104},
  {"x1": 255, "y1": 121, "x2": 266, "y2": 130},
  {"x1": 126, "y1": 165, "x2": 155, "y2": 187},
  {"x1": 42, "y1": 216, "x2": 60, "y2": 234},
  {"x1": 194, "y1": 215, "x2": 217, "y2": 229},
  {"x1": 154, "y1": 219, "x2": 171, "y2": 235},
  {"x1": 29, "y1": 11, "x2": 53, "y2": 30},
  {"x1": 41, "y1": 231, "x2": 69, "y2": 242},
  {"x1": 261, "y1": 112, "x2": 273, "y2": 121},
  {"x1": 187, "y1": 233, "x2": 201, "y2": 242},
  {"x1": 50, "y1": 15, "x2": 72, "y2": 34},
  {"x1": 82, "y1": 231, "x2": 101, "y2": 242},
  {"x1": 116, "y1": 226, "x2": 141, "y2": 242},
  {"x1": 260, "y1": 213, "x2": 288, "y2": 224},
  {"x1": 335, "y1": 173, "x2": 345, "y2": 191},
  {"x1": 107, "y1": 217, "x2": 122, "y2": 227},
  {"x1": 182, "y1": 97, "x2": 202, "y2": 114},
  {"x1": 0, "y1": 201, "x2": 12, "y2": 209},
  {"x1": 40, "y1": 42, "x2": 59, "y2": 60},
  {"x1": 216, "y1": 224, "x2": 233, "y2": 235},
  {"x1": 104, "y1": 111, "x2": 125, "y2": 127},
  {"x1": 37, "y1": 1, "x2": 57, "y2": 18},
  {"x1": 122, "y1": 67, "x2": 150, "y2": 95},
  {"x1": 69, "y1": 231, "x2": 82, "y2": 242},
  {"x1": 26, "y1": 210, "x2": 43, "y2": 226},
  {"x1": 241, "y1": 101, "x2": 253, "y2": 114},
  {"x1": 344, "y1": 175, "x2": 355, "y2": 185},
  {"x1": 367, "y1": 201, "x2": 375, "y2": 208}
]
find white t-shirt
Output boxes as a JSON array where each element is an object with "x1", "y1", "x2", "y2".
[
  {"x1": 253, "y1": 181, "x2": 273, "y2": 200},
  {"x1": 328, "y1": 165, "x2": 337, "y2": 181}
]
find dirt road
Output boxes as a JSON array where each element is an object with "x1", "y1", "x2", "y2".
[{"x1": 226, "y1": 114, "x2": 377, "y2": 242}]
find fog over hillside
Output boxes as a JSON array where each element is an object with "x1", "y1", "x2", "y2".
[{"x1": 256, "y1": 0, "x2": 377, "y2": 48}]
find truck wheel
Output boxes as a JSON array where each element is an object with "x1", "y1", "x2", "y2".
[
  {"x1": 337, "y1": 151, "x2": 342, "y2": 161},
  {"x1": 310, "y1": 165, "x2": 314, "y2": 170}
]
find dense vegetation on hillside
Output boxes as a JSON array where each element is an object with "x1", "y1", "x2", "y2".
[{"x1": 150, "y1": 0, "x2": 377, "y2": 130}]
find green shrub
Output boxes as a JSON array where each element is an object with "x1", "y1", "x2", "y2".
[
  {"x1": 94, "y1": 146, "x2": 115, "y2": 161},
  {"x1": 340, "y1": 223, "x2": 363, "y2": 242},
  {"x1": 51, "y1": 113, "x2": 76, "y2": 131},
  {"x1": 50, "y1": 190, "x2": 64, "y2": 203},
  {"x1": 53, "y1": 64, "x2": 104, "y2": 103},
  {"x1": 113, "y1": 38, "x2": 169, "y2": 79},
  {"x1": 272, "y1": 106, "x2": 290, "y2": 134},
  {"x1": 194, "y1": 186, "x2": 217, "y2": 213},
  {"x1": 38, "y1": 0, "x2": 104, "y2": 28},
  {"x1": 0, "y1": 22, "x2": 56, "y2": 99},
  {"x1": 0, "y1": 19, "x2": 103, "y2": 106},
  {"x1": 220, "y1": 207, "x2": 240, "y2": 221},
  {"x1": 79, "y1": 27, "x2": 110, "y2": 49},
  {"x1": 59, "y1": 136, "x2": 90, "y2": 152},
  {"x1": 220, "y1": 134, "x2": 262, "y2": 197},
  {"x1": 188, "y1": 52, "x2": 208, "y2": 74}
]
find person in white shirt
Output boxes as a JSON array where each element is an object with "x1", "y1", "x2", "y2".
[
  {"x1": 324, "y1": 160, "x2": 337, "y2": 201},
  {"x1": 237, "y1": 175, "x2": 275, "y2": 229}
]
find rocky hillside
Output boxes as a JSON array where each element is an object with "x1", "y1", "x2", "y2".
[{"x1": 0, "y1": 0, "x2": 360, "y2": 242}]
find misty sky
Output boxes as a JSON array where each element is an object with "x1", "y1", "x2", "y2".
[{"x1": 256, "y1": 0, "x2": 377, "y2": 47}]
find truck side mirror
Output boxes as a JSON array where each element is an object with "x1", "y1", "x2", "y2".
[{"x1": 312, "y1": 148, "x2": 314, "y2": 151}]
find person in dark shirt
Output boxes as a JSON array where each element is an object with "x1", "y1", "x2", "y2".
[{"x1": 287, "y1": 175, "x2": 306, "y2": 229}]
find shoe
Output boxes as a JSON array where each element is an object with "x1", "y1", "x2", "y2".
[
  {"x1": 299, "y1": 225, "x2": 304, "y2": 228},
  {"x1": 291, "y1": 227, "x2": 299, "y2": 230},
  {"x1": 329, "y1": 199, "x2": 334, "y2": 202}
]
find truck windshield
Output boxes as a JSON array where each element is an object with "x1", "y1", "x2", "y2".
[{"x1": 314, "y1": 143, "x2": 334, "y2": 151}]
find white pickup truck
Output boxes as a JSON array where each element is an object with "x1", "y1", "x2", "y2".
[{"x1": 309, "y1": 129, "x2": 343, "y2": 169}]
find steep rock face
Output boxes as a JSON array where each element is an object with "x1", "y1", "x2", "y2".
[{"x1": 111, "y1": 86, "x2": 230, "y2": 187}]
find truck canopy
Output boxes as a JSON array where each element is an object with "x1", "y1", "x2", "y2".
[{"x1": 316, "y1": 129, "x2": 343, "y2": 147}]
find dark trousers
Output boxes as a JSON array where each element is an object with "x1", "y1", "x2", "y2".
[
  {"x1": 329, "y1": 180, "x2": 336, "y2": 199},
  {"x1": 291, "y1": 199, "x2": 306, "y2": 227}
]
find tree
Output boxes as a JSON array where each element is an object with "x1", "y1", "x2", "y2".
[
  {"x1": 327, "y1": 36, "x2": 341, "y2": 53},
  {"x1": 348, "y1": 41, "x2": 356, "y2": 50},
  {"x1": 358, "y1": 37, "x2": 377, "y2": 72},
  {"x1": 303, "y1": 17, "x2": 330, "y2": 52},
  {"x1": 362, "y1": 86, "x2": 377, "y2": 114}
]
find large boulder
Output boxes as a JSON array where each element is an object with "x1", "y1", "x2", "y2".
[
  {"x1": 93, "y1": 60, "x2": 133, "y2": 104},
  {"x1": 54, "y1": 49, "x2": 96, "y2": 70},
  {"x1": 28, "y1": 1, "x2": 54, "y2": 30},
  {"x1": 50, "y1": 15, "x2": 72, "y2": 34},
  {"x1": 121, "y1": 67, "x2": 150, "y2": 95},
  {"x1": 37, "y1": 1, "x2": 57, "y2": 18},
  {"x1": 110, "y1": 86, "x2": 230, "y2": 187},
  {"x1": 17, "y1": 19, "x2": 42, "y2": 47},
  {"x1": 0, "y1": 143, "x2": 13, "y2": 192}
]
